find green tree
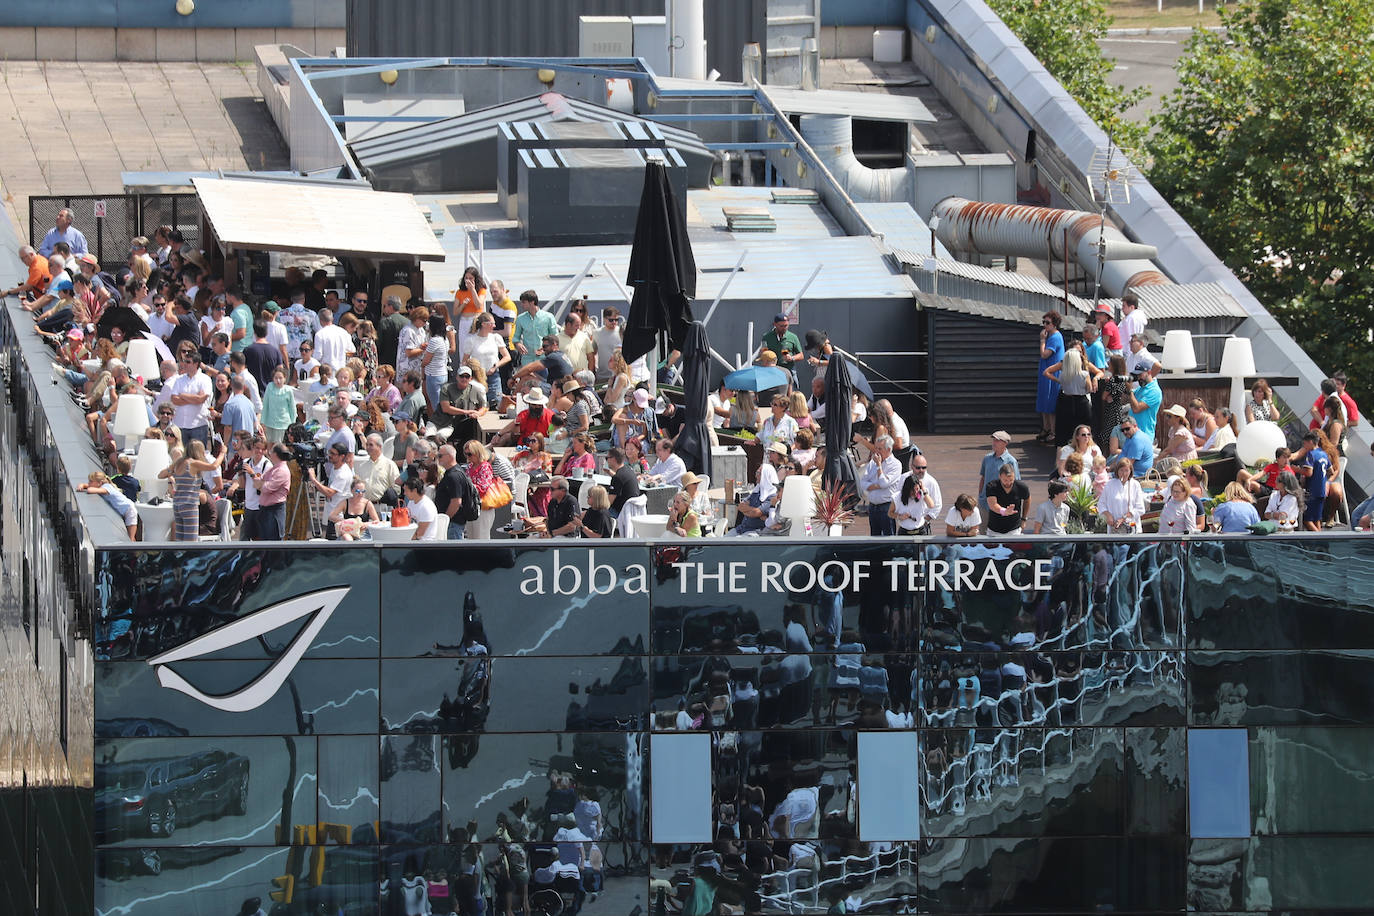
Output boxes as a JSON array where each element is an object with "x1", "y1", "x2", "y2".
[
  {"x1": 1147, "y1": 0, "x2": 1374, "y2": 405},
  {"x1": 987, "y1": 0, "x2": 1147, "y2": 149}
]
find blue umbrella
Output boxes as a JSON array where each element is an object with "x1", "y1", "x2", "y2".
[{"x1": 722, "y1": 365, "x2": 790, "y2": 392}]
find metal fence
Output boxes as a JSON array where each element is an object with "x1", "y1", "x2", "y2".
[{"x1": 28, "y1": 194, "x2": 201, "y2": 268}]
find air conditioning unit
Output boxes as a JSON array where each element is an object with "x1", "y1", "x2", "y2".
[{"x1": 579, "y1": 16, "x2": 634, "y2": 58}]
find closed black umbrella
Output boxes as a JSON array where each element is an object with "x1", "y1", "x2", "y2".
[
  {"x1": 823, "y1": 354, "x2": 859, "y2": 497},
  {"x1": 673, "y1": 321, "x2": 712, "y2": 478},
  {"x1": 623, "y1": 160, "x2": 697, "y2": 367},
  {"x1": 95, "y1": 305, "x2": 151, "y2": 343}
]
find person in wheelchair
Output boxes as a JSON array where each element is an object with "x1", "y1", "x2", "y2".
[{"x1": 530, "y1": 844, "x2": 585, "y2": 916}]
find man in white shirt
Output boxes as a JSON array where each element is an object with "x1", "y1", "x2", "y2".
[
  {"x1": 860, "y1": 435, "x2": 902, "y2": 536},
  {"x1": 228, "y1": 352, "x2": 262, "y2": 413},
  {"x1": 167, "y1": 350, "x2": 214, "y2": 448},
  {"x1": 261, "y1": 303, "x2": 290, "y2": 365},
  {"x1": 1117, "y1": 291, "x2": 1147, "y2": 343},
  {"x1": 593, "y1": 307, "x2": 624, "y2": 382},
  {"x1": 878, "y1": 399, "x2": 911, "y2": 450},
  {"x1": 323, "y1": 406, "x2": 357, "y2": 456},
  {"x1": 757, "y1": 442, "x2": 786, "y2": 503},
  {"x1": 313, "y1": 309, "x2": 355, "y2": 371},
  {"x1": 308, "y1": 442, "x2": 355, "y2": 521},
  {"x1": 1127, "y1": 334, "x2": 1159, "y2": 377},
  {"x1": 556, "y1": 313, "x2": 597, "y2": 375},
  {"x1": 645, "y1": 437, "x2": 687, "y2": 487}
]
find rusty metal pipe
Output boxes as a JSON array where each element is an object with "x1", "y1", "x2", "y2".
[{"x1": 931, "y1": 196, "x2": 1167, "y2": 297}]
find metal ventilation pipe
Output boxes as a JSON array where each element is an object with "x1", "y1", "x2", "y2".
[
  {"x1": 798, "y1": 113, "x2": 911, "y2": 203},
  {"x1": 930, "y1": 197, "x2": 1169, "y2": 296}
]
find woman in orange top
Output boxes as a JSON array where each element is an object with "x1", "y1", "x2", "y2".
[{"x1": 451, "y1": 266, "x2": 490, "y2": 361}]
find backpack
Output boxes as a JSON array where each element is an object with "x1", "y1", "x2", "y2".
[{"x1": 452, "y1": 468, "x2": 480, "y2": 523}]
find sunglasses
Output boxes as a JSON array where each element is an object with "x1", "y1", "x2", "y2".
[{"x1": 552, "y1": 485, "x2": 567, "y2": 492}]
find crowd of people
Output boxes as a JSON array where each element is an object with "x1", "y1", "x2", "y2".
[{"x1": 11, "y1": 212, "x2": 1367, "y2": 543}]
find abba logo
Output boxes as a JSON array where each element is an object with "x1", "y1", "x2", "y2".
[{"x1": 146, "y1": 587, "x2": 350, "y2": 712}]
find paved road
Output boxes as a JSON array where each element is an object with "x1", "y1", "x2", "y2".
[{"x1": 1098, "y1": 32, "x2": 1190, "y2": 122}]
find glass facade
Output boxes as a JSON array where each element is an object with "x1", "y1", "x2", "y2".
[{"x1": 75, "y1": 538, "x2": 1374, "y2": 914}]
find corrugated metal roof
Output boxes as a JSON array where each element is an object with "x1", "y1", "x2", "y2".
[
  {"x1": 916, "y1": 290, "x2": 1086, "y2": 330},
  {"x1": 854, "y1": 202, "x2": 953, "y2": 261},
  {"x1": 1135, "y1": 282, "x2": 1247, "y2": 320},
  {"x1": 425, "y1": 235, "x2": 916, "y2": 302},
  {"x1": 915, "y1": 258, "x2": 1094, "y2": 314},
  {"x1": 349, "y1": 93, "x2": 711, "y2": 171},
  {"x1": 191, "y1": 177, "x2": 446, "y2": 261}
]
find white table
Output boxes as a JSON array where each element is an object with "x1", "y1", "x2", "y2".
[
  {"x1": 366, "y1": 522, "x2": 417, "y2": 543},
  {"x1": 630, "y1": 513, "x2": 670, "y2": 538},
  {"x1": 136, "y1": 502, "x2": 174, "y2": 541}
]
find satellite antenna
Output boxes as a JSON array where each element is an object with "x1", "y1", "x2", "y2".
[{"x1": 1084, "y1": 140, "x2": 1141, "y2": 313}]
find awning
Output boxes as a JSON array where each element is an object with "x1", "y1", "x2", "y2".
[{"x1": 191, "y1": 176, "x2": 446, "y2": 262}]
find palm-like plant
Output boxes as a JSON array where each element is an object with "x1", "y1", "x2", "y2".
[
  {"x1": 812, "y1": 482, "x2": 856, "y2": 531},
  {"x1": 1065, "y1": 481, "x2": 1098, "y2": 534}
]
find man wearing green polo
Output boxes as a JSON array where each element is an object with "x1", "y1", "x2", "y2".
[{"x1": 760, "y1": 312, "x2": 803, "y2": 374}]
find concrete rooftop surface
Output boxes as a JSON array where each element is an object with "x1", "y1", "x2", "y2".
[{"x1": 0, "y1": 60, "x2": 288, "y2": 236}]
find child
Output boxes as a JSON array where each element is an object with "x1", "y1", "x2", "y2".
[
  {"x1": 1091, "y1": 454, "x2": 1109, "y2": 500},
  {"x1": 110, "y1": 454, "x2": 141, "y2": 503},
  {"x1": 77, "y1": 471, "x2": 139, "y2": 539},
  {"x1": 308, "y1": 363, "x2": 336, "y2": 398}
]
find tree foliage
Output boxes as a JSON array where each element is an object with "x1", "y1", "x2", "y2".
[
  {"x1": 987, "y1": 0, "x2": 1148, "y2": 149},
  {"x1": 1147, "y1": 0, "x2": 1374, "y2": 405}
]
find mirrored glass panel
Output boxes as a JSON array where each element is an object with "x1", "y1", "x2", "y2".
[
  {"x1": 381, "y1": 545, "x2": 650, "y2": 657},
  {"x1": 381, "y1": 734, "x2": 443, "y2": 844},
  {"x1": 708, "y1": 729, "x2": 857, "y2": 842},
  {"x1": 1249, "y1": 727, "x2": 1374, "y2": 835},
  {"x1": 95, "y1": 548, "x2": 380, "y2": 661},
  {"x1": 1189, "y1": 650, "x2": 1374, "y2": 726},
  {"x1": 95, "y1": 844, "x2": 378, "y2": 916},
  {"x1": 651, "y1": 841, "x2": 920, "y2": 915},
  {"x1": 441, "y1": 733, "x2": 646, "y2": 846},
  {"x1": 95, "y1": 736, "x2": 315, "y2": 848},
  {"x1": 96, "y1": 658, "x2": 379, "y2": 736},
  {"x1": 319, "y1": 736, "x2": 380, "y2": 836}
]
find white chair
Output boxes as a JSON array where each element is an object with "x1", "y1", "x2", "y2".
[
  {"x1": 709, "y1": 516, "x2": 729, "y2": 537},
  {"x1": 353, "y1": 455, "x2": 373, "y2": 483},
  {"x1": 619, "y1": 494, "x2": 648, "y2": 537},
  {"x1": 137, "y1": 503, "x2": 174, "y2": 541},
  {"x1": 382, "y1": 435, "x2": 396, "y2": 457},
  {"x1": 578, "y1": 480, "x2": 594, "y2": 510},
  {"x1": 431, "y1": 514, "x2": 450, "y2": 540},
  {"x1": 513, "y1": 472, "x2": 530, "y2": 512}
]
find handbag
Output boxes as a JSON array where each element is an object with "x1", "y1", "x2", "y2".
[
  {"x1": 480, "y1": 478, "x2": 513, "y2": 510},
  {"x1": 390, "y1": 505, "x2": 410, "y2": 527}
]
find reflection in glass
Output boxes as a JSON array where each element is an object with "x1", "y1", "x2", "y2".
[
  {"x1": 381, "y1": 546, "x2": 650, "y2": 658},
  {"x1": 95, "y1": 844, "x2": 378, "y2": 916},
  {"x1": 95, "y1": 736, "x2": 315, "y2": 848},
  {"x1": 319, "y1": 736, "x2": 379, "y2": 837},
  {"x1": 652, "y1": 842, "x2": 919, "y2": 914},
  {"x1": 441, "y1": 733, "x2": 645, "y2": 847},
  {"x1": 381, "y1": 734, "x2": 442, "y2": 844},
  {"x1": 1250, "y1": 727, "x2": 1374, "y2": 835}
]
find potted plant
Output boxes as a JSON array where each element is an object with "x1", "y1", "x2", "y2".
[
  {"x1": 812, "y1": 482, "x2": 856, "y2": 537},
  {"x1": 1065, "y1": 482, "x2": 1098, "y2": 534}
]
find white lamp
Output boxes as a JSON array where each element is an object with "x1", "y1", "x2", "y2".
[
  {"x1": 110, "y1": 394, "x2": 150, "y2": 451},
  {"x1": 778, "y1": 475, "x2": 816, "y2": 536},
  {"x1": 125, "y1": 338, "x2": 160, "y2": 383},
  {"x1": 1236, "y1": 420, "x2": 1286, "y2": 467},
  {"x1": 1160, "y1": 330, "x2": 1196, "y2": 373},
  {"x1": 135, "y1": 437, "x2": 171, "y2": 500},
  {"x1": 1219, "y1": 336, "x2": 1256, "y2": 429}
]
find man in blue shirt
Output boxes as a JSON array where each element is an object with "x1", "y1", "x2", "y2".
[
  {"x1": 976, "y1": 430, "x2": 1020, "y2": 534},
  {"x1": 513, "y1": 290, "x2": 558, "y2": 367},
  {"x1": 1127, "y1": 362, "x2": 1163, "y2": 441},
  {"x1": 1082, "y1": 323, "x2": 1108, "y2": 371},
  {"x1": 1297, "y1": 431, "x2": 1331, "y2": 531},
  {"x1": 1109, "y1": 417, "x2": 1154, "y2": 477},
  {"x1": 38, "y1": 208, "x2": 88, "y2": 257},
  {"x1": 219, "y1": 376, "x2": 258, "y2": 443}
]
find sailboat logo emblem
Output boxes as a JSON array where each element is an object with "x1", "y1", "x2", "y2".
[{"x1": 146, "y1": 587, "x2": 351, "y2": 712}]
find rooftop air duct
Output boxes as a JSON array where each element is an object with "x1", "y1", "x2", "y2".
[
  {"x1": 930, "y1": 197, "x2": 1168, "y2": 297},
  {"x1": 798, "y1": 113, "x2": 911, "y2": 203}
]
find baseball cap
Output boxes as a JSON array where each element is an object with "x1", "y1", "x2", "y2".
[
  {"x1": 774, "y1": 312, "x2": 789, "y2": 323},
  {"x1": 632, "y1": 388, "x2": 650, "y2": 407},
  {"x1": 991, "y1": 430, "x2": 1011, "y2": 442},
  {"x1": 77, "y1": 253, "x2": 99, "y2": 268},
  {"x1": 66, "y1": 327, "x2": 84, "y2": 340},
  {"x1": 456, "y1": 365, "x2": 473, "y2": 377},
  {"x1": 262, "y1": 300, "x2": 281, "y2": 312},
  {"x1": 53, "y1": 277, "x2": 73, "y2": 293},
  {"x1": 392, "y1": 410, "x2": 413, "y2": 423}
]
